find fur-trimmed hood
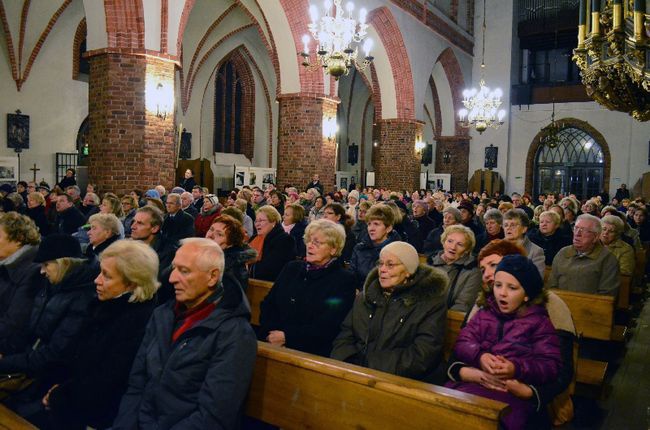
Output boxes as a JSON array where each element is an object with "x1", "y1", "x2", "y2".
[{"x1": 363, "y1": 263, "x2": 449, "y2": 307}]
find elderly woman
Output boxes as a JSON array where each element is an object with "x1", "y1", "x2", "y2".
[
  {"x1": 308, "y1": 196, "x2": 326, "y2": 221},
  {"x1": 194, "y1": 194, "x2": 221, "y2": 238},
  {"x1": 527, "y1": 210, "x2": 572, "y2": 266},
  {"x1": 282, "y1": 203, "x2": 308, "y2": 258},
  {"x1": 475, "y1": 208, "x2": 504, "y2": 251},
  {"x1": 332, "y1": 241, "x2": 448, "y2": 381},
  {"x1": 502, "y1": 209, "x2": 545, "y2": 277},
  {"x1": 0, "y1": 213, "x2": 43, "y2": 352},
  {"x1": 351, "y1": 201, "x2": 372, "y2": 242},
  {"x1": 39, "y1": 240, "x2": 158, "y2": 429},
  {"x1": 121, "y1": 195, "x2": 138, "y2": 237},
  {"x1": 269, "y1": 190, "x2": 286, "y2": 216},
  {"x1": 446, "y1": 255, "x2": 562, "y2": 430},
  {"x1": 233, "y1": 198, "x2": 254, "y2": 238},
  {"x1": 632, "y1": 206, "x2": 650, "y2": 245},
  {"x1": 259, "y1": 220, "x2": 356, "y2": 357},
  {"x1": 428, "y1": 224, "x2": 482, "y2": 312},
  {"x1": 85, "y1": 213, "x2": 122, "y2": 258},
  {"x1": 423, "y1": 206, "x2": 461, "y2": 255},
  {"x1": 0, "y1": 234, "x2": 97, "y2": 407},
  {"x1": 600, "y1": 215, "x2": 635, "y2": 276},
  {"x1": 206, "y1": 215, "x2": 257, "y2": 290},
  {"x1": 25, "y1": 192, "x2": 50, "y2": 236},
  {"x1": 498, "y1": 201, "x2": 514, "y2": 214},
  {"x1": 248, "y1": 206, "x2": 296, "y2": 281}
]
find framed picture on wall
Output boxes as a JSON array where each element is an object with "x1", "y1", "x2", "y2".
[
  {"x1": 427, "y1": 173, "x2": 451, "y2": 191},
  {"x1": 0, "y1": 156, "x2": 19, "y2": 188}
]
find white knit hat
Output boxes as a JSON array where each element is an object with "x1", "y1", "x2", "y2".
[
  {"x1": 380, "y1": 241, "x2": 419, "y2": 275},
  {"x1": 348, "y1": 190, "x2": 360, "y2": 200}
]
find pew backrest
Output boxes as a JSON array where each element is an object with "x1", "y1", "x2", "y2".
[
  {"x1": 247, "y1": 342, "x2": 508, "y2": 430},
  {"x1": 444, "y1": 310, "x2": 466, "y2": 360},
  {"x1": 0, "y1": 404, "x2": 36, "y2": 429},
  {"x1": 552, "y1": 289, "x2": 621, "y2": 341},
  {"x1": 247, "y1": 278, "x2": 273, "y2": 326}
]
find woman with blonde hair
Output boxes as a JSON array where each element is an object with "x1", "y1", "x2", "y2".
[
  {"x1": 85, "y1": 213, "x2": 122, "y2": 258},
  {"x1": 248, "y1": 206, "x2": 296, "y2": 281},
  {"x1": 40, "y1": 240, "x2": 159, "y2": 429}
]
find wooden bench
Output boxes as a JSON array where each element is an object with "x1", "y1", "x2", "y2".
[
  {"x1": 617, "y1": 274, "x2": 631, "y2": 310},
  {"x1": 0, "y1": 404, "x2": 36, "y2": 429},
  {"x1": 247, "y1": 278, "x2": 274, "y2": 326},
  {"x1": 246, "y1": 342, "x2": 508, "y2": 430}
]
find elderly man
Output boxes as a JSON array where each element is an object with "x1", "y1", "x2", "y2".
[
  {"x1": 180, "y1": 191, "x2": 198, "y2": 219},
  {"x1": 162, "y1": 193, "x2": 195, "y2": 242},
  {"x1": 65, "y1": 185, "x2": 82, "y2": 208},
  {"x1": 548, "y1": 214, "x2": 620, "y2": 296},
  {"x1": 80, "y1": 192, "x2": 100, "y2": 220},
  {"x1": 113, "y1": 238, "x2": 257, "y2": 429},
  {"x1": 511, "y1": 192, "x2": 534, "y2": 219}
]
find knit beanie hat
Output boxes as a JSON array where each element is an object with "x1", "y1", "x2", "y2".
[
  {"x1": 34, "y1": 234, "x2": 83, "y2": 263},
  {"x1": 171, "y1": 187, "x2": 185, "y2": 195},
  {"x1": 204, "y1": 194, "x2": 219, "y2": 206},
  {"x1": 348, "y1": 190, "x2": 360, "y2": 201},
  {"x1": 144, "y1": 189, "x2": 160, "y2": 199},
  {"x1": 495, "y1": 254, "x2": 543, "y2": 300},
  {"x1": 380, "y1": 241, "x2": 419, "y2": 275}
]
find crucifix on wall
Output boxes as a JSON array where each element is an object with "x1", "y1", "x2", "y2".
[{"x1": 30, "y1": 163, "x2": 40, "y2": 182}]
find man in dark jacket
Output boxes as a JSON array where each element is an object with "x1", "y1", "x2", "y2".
[
  {"x1": 413, "y1": 200, "x2": 436, "y2": 252},
  {"x1": 161, "y1": 193, "x2": 195, "y2": 242},
  {"x1": 54, "y1": 194, "x2": 86, "y2": 235},
  {"x1": 113, "y1": 239, "x2": 257, "y2": 430},
  {"x1": 305, "y1": 173, "x2": 324, "y2": 195}
]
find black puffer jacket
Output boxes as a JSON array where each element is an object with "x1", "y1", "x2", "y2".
[
  {"x1": 0, "y1": 259, "x2": 98, "y2": 384},
  {"x1": 223, "y1": 245, "x2": 257, "y2": 290},
  {"x1": 259, "y1": 259, "x2": 356, "y2": 357},
  {"x1": 249, "y1": 224, "x2": 297, "y2": 281},
  {"x1": 0, "y1": 245, "x2": 44, "y2": 353},
  {"x1": 331, "y1": 264, "x2": 448, "y2": 381},
  {"x1": 349, "y1": 230, "x2": 401, "y2": 287},
  {"x1": 527, "y1": 228, "x2": 572, "y2": 266},
  {"x1": 112, "y1": 275, "x2": 257, "y2": 430},
  {"x1": 47, "y1": 294, "x2": 155, "y2": 429}
]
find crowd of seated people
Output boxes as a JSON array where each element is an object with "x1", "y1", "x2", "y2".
[{"x1": 0, "y1": 178, "x2": 648, "y2": 429}]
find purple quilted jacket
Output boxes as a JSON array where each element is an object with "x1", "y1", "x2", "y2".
[{"x1": 454, "y1": 296, "x2": 561, "y2": 385}]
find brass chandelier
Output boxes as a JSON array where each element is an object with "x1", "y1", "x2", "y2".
[
  {"x1": 299, "y1": 0, "x2": 374, "y2": 79},
  {"x1": 572, "y1": 0, "x2": 650, "y2": 121},
  {"x1": 540, "y1": 102, "x2": 565, "y2": 149}
]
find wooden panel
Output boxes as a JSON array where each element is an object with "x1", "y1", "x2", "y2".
[
  {"x1": 444, "y1": 310, "x2": 466, "y2": 360},
  {"x1": 419, "y1": 253, "x2": 427, "y2": 264},
  {"x1": 247, "y1": 342, "x2": 507, "y2": 430},
  {"x1": 576, "y1": 358, "x2": 608, "y2": 386},
  {"x1": 552, "y1": 290, "x2": 615, "y2": 341},
  {"x1": 617, "y1": 275, "x2": 631, "y2": 310},
  {"x1": 247, "y1": 278, "x2": 273, "y2": 326},
  {"x1": 0, "y1": 404, "x2": 36, "y2": 430},
  {"x1": 543, "y1": 265, "x2": 552, "y2": 283}
]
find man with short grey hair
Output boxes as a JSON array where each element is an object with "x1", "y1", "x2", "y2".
[
  {"x1": 548, "y1": 214, "x2": 620, "y2": 296},
  {"x1": 180, "y1": 191, "x2": 198, "y2": 219},
  {"x1": 113, "y1": 238, "x2": 257, "y2": 429},
  {"x1": 162, "y1": 193, "x2": 195, "y2": 242}
]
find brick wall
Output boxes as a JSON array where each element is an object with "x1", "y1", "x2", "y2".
[
  {"x1": 435, "y1": 136, "x2": 470, "y2": 192},
  {"x1": 88, "y1": 53, "x2": 176, "y2": 195},
  {"x1": 276, "y1": 95, "x2": 338, "y2": 192},
  {"x1": 375, "y1": 120, "x2": 422, "y2": 191}
]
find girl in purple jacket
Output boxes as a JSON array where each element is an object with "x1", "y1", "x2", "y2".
[{"x1": 446, "y1": 255, "x2": 561, "y2": 430}]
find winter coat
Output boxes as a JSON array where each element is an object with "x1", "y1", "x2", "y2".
[
  {"x1": 423, "y1": 226, "x2": 444, "y2": 256},
  {"x1": 453, "y1": 296, "x2": 561, "y2": 386},
  {"x1": 249, "y1": 224, "x2": 297, "y2": 281},
  {"x1": 84, "y1": 234, "x2": 120, "y2": 260},
  {"x1": 194, "y1": 205, "x2": 221, "y2": 238},
  {"x1": 26, "y1": 205, "x2": 50, "y2": 236},
  {"x1": 0, "y1": 245, "x2": 44, "y2": 353},
  {"x1": 161, "y1": 210, "x2": 195, "y2": 243},
  {"x1": 414, "y1": 215, "x2": 436, "y2": 252},
  {"x1": 527, "y1": 228, "x2": 572, "y2": 266},
  {"x1": 341, "y1": 224, "x2": 357, "y2": 263},
  {"x1": 112, "y1": 276, "x2": 257, "y2": 430},
  {"x1": 47, "y1": 294, "x2": 155, "y2": 429},
  {"x1": 0, "y1": 259, "x2": 98, "y2": 384},
  {"x1": 287, "y1": 220, "x2": 307, "y2": 258},
  {"x1": 521, "y1": 236, "x2": 546, "y2": 278},
  {"x1": 180, "y1": 177, "x2": 196, "y2": 192},
  {"x1": 331, "y1": 264, "x2": 448, "y2": 381},
  {"x1": 395, "y1": 217, "x2": 420, "y2": 251},
  {"x1": 122, "y1": 209, "x2": 136, "y2": 237},
  {"x1": 349, "y1": 230, "x2": 401, "y2": 287},
  {"x1": 351, "y1": 220, "x2": 367, "y2": 242},
  {"x1": 56, "y1": 206, "x2": 87, "y2": 235},
  {"x1": 223, "y1": 245, "x2": 257, "y2": 290},
  {"x1": 259, "y1": 259, "x2": 356, "y2": 357},
  {"x1": 428, "y1": 251, "x2": 482, "y2": 313}
]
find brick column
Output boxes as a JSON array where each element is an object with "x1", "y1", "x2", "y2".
[
  {"x1": 87, "y1": 53, "x2": 176, "y2": 195},
  {"x1": 375, "y1": 119, "x2": 423, "y2": 191},
  {"x1": 277, "y1": 95, "x2": 338, "y2": 192},
  {"x1": 435, "y1": 136, "x2": 470, "y2": 192}
]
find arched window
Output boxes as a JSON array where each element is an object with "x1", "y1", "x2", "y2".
[
  {"x1": 72, "y1": 19, "x2": 88, "y2": 81},
  {"x1": 534, "y1": 126, "x2": 604, "y2": 200},
  {"x1": 213, "y1": 55, "x2": 254, "y2": 158}
]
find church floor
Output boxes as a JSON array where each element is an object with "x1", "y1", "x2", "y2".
[{"x1": 559, "y1": 289, "x2": 650, "y2": 430}]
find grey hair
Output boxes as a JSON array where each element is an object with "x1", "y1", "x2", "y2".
[
  {"x1": 88, "y1": 213, "x2": 122, "y2": 236},
  {"x1": 100, "y1": 240, "x2": 160, "y2": 302},
  {"x1": 601, "y1": 215, "x2": 624, "y2": 235},
  {"x1": 503, "y1": 209, "x2": 530, "y2": 228},
  {"x1": 304, "y1": 219, "x2": 346, "y2": 257},
  {"x1": 179, "y1": 238, "x2": 225, "y2": 281},
  {"x1": 442, "y1": 206, "x2": 462, "y2": 223},
  {"x1": 180, "y1": 191, "x2": 194, "y2": 203},
  {"x1": 577, "y1": 213, "x2": 602, "y2": 235},
  {"x1": 483, "y1": 208, "x2": 503, "y2": 225}
]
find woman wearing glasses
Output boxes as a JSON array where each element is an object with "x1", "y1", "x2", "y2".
[
  {"x1": 258, "y1": 219, "x2": 355, "y2": 357},
  {"x1": 331, "y1": 241, "x2": 448, "y2": 382}
]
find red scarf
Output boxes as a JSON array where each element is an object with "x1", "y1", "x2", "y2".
[{"x1": 172, "y1": 299, "x2": 217, "y2": 342}]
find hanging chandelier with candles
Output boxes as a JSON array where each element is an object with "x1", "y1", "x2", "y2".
[
  {"x1": 572, "y1": 0, "x2": 649, "y2": 121},
  {"x1": 458, "y1": 0, "x2": 505, "y2": 134},
  {"x1": 299, "y1": 0, "x2": 374, "y2": 79},
  {"x1": 540, "y1": 101, "x2": 565, "y2": 149}
]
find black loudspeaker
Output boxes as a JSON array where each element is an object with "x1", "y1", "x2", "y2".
[
  {"x1": 348, "y1": 143, "x2": 358, "y2": 165},
  {"x1": 421, "y1": 143, "x2": 432, "y2": 166}
]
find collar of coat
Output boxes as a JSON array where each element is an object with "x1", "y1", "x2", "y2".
[
  {"x1": 565, "y1": 241, "x2": 605, "y2": 259},
  {"x1": 363, "y1": 264, "x2": 448, "y2": 307}
]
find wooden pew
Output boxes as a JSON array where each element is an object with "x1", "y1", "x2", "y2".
[
  {"x1": 247, "y1": 342, "x2": 508, "y2": 430},
  {"x1": 418, "y1": 253, "x2": 428, "y2": 264},
  {"x1": 444, "y1": 310, "x2": 466, "y2": 360},
  {"x1": 543, "y1": 265, "x2": 552, "y2": 283},
  {"x1": 617, "y1": 274, "x2": 631, "y2": 310},
  {"x1": 0, "y1": 404, "x2": 36, "y2": 429},
  {"x1": 247, "y1": 278, "x2": 274, "y2": 326}
]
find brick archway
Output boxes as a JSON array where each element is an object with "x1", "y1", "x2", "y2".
[
  {"x1": 435, "y1": 48, "x2": 466, "y2": 136},
  {"x1": 368, "y1": 7, "x2": 414, "y2": 120},
  {"x1": 104, "y1": 0, "x2": 145, "y2": 49},
  {"x1": 525, "y1": 118, "x2": 612, "y2": 196}
]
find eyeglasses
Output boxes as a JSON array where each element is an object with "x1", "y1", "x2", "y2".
[
  {"x1": 574, "y1": 226, "x2": 597, "y2": 235},
  {"x1": 307, "y1": 238, "x2": 327, "y2": 247},
  {"x1": 376, "y1": 260, "x2": 402, "y2": 270},
  {"x1": 503, "y1": 222, "x2": 521, "y2": 229}
]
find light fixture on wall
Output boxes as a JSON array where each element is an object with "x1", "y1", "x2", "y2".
[
  {"x1": 415, "y1": 137, "x2": 426, "y2": 154},
  {"x1": 146, "y1": 79, "x2": 174, "y2": 120},
  {"x1": 323, "y1": 116, "x2": 339, "y2": 141},
  {"x1": 458, "y1": 0, "x2": 505, "y2": 134},
  {"x1": 299, "y1": 0, "x2": 374, "y2": 80},
  {"x1": 443, "y1": 150, "x2": 451, "y2": 164}
]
